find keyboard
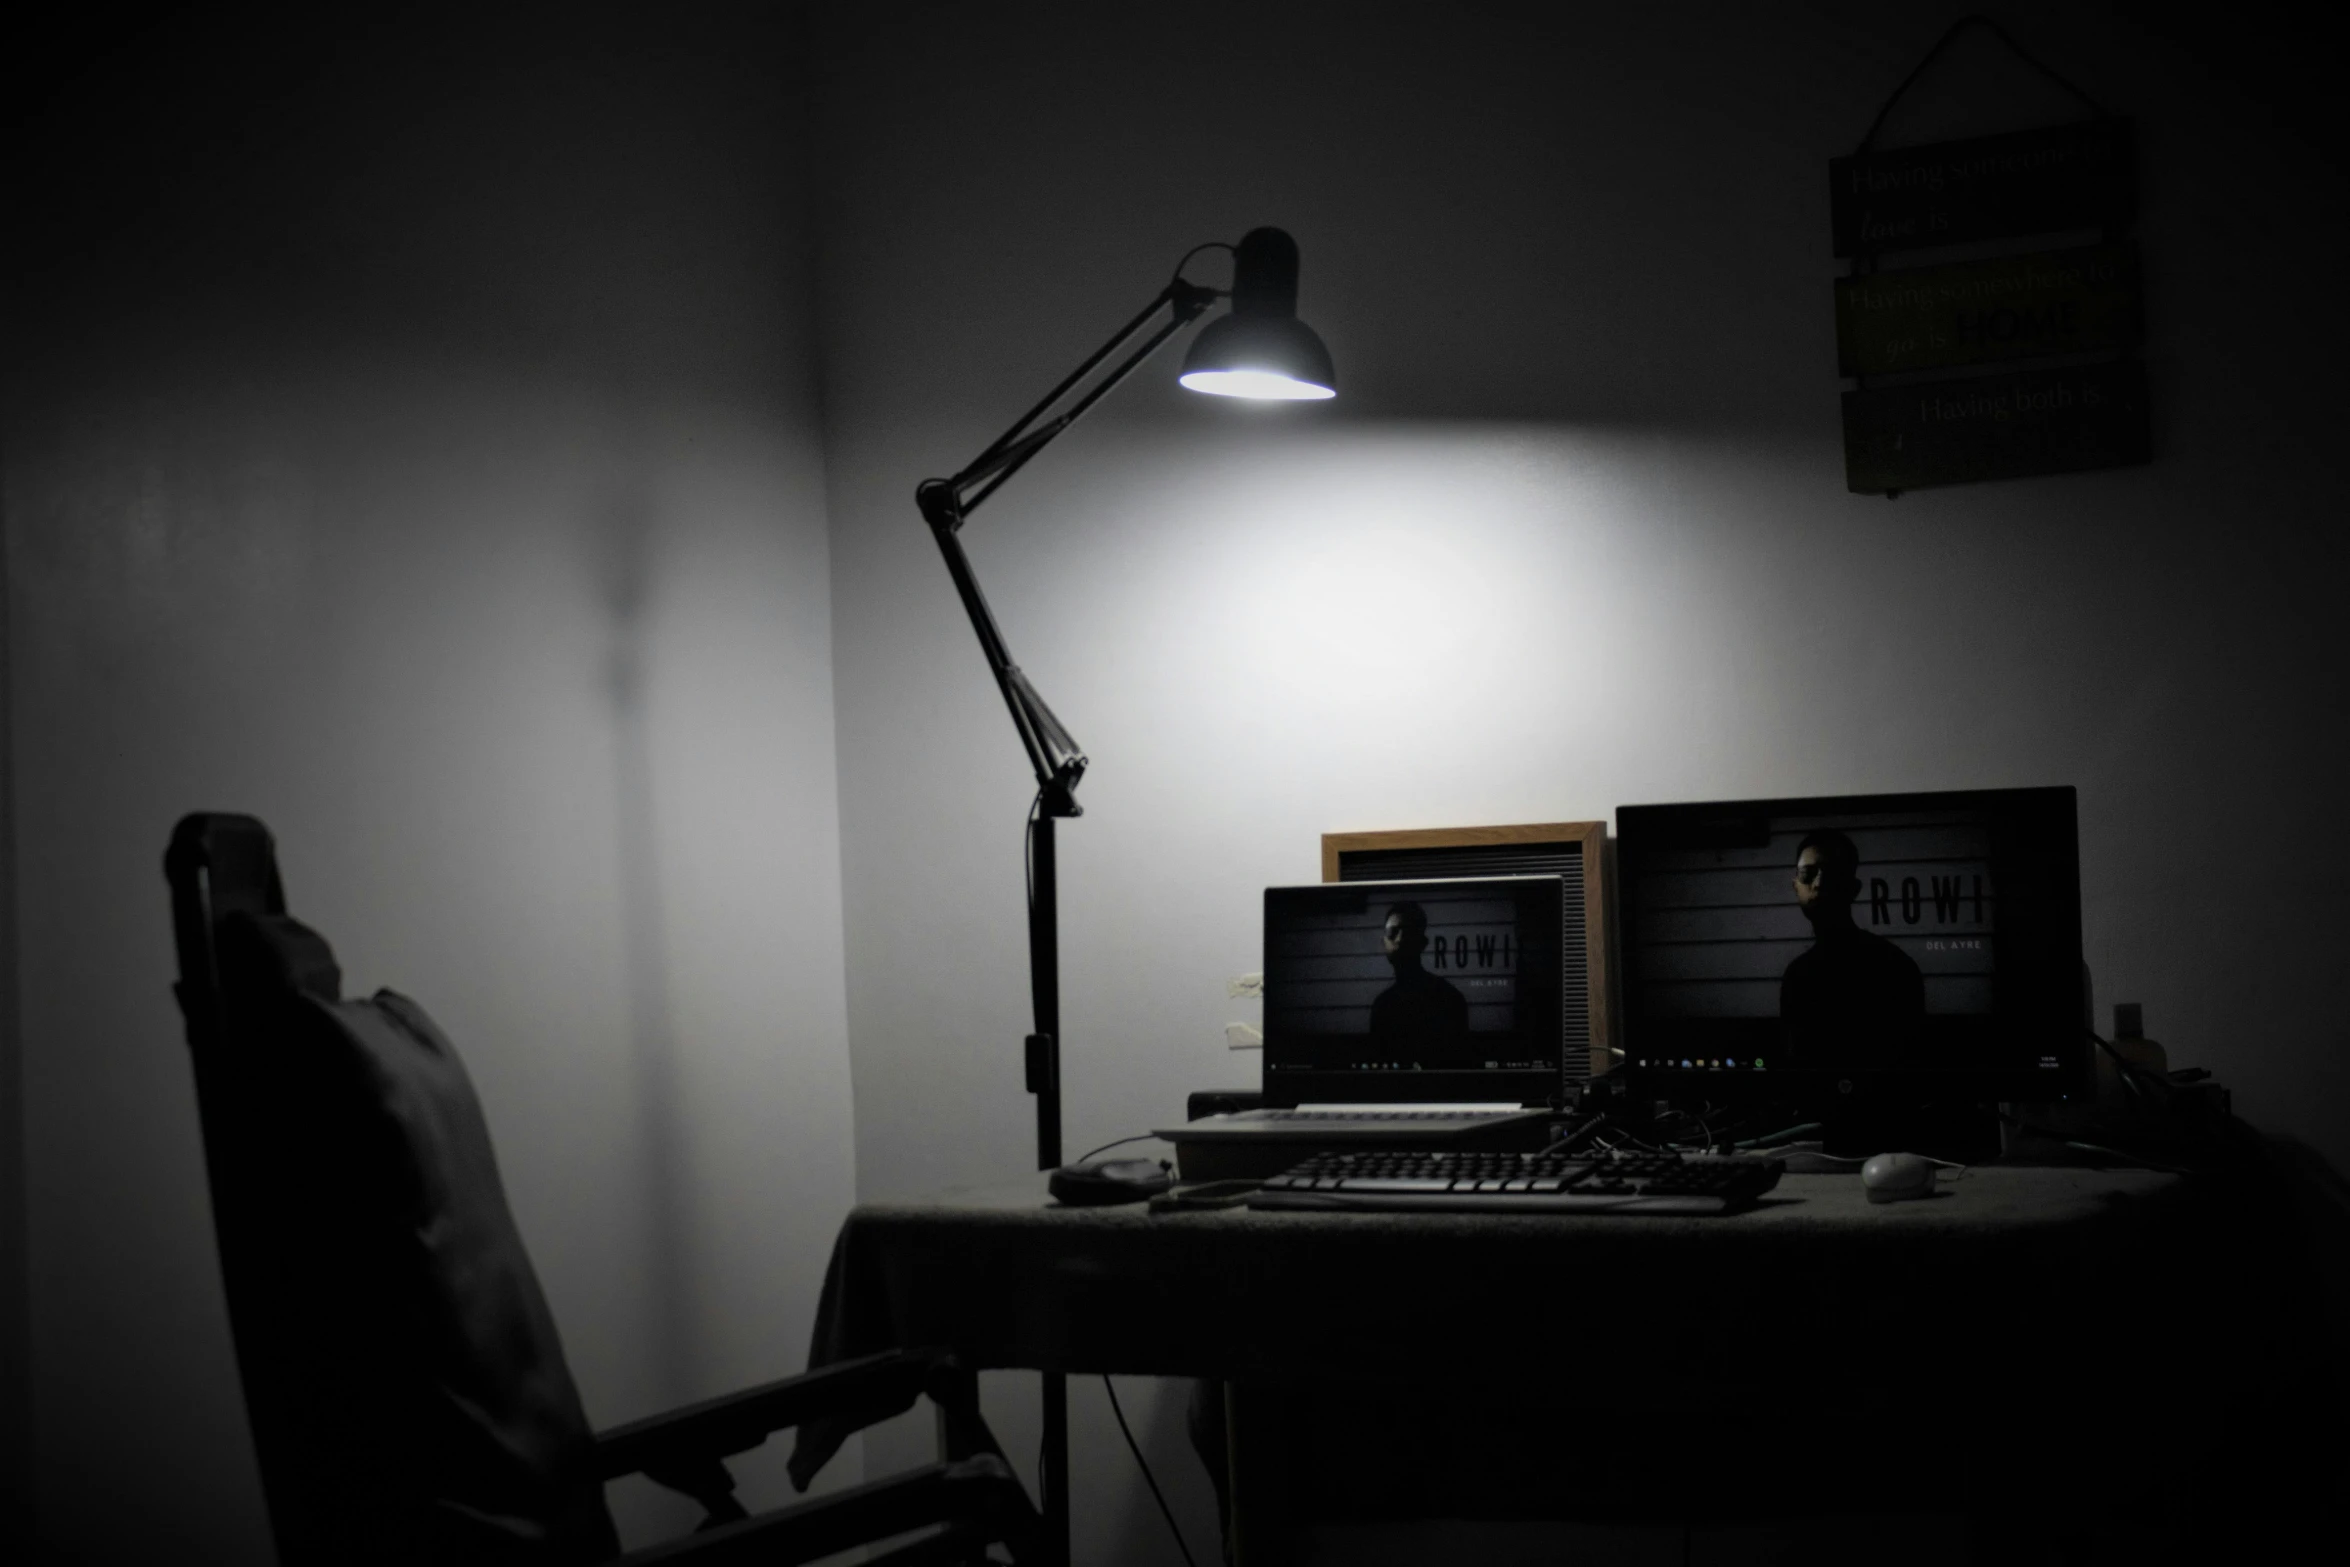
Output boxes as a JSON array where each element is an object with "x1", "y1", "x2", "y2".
[
  {"x1": 1248, "y1": 1149, "x2": 1786, "y2": 1215},
  {"x1": 1159, "y1": 1108, "x2": 1552, "y2": 1183}
]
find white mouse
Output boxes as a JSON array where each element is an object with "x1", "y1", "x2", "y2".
[{"x1": 1861, "y1": 1151, "x2": 1938, "y2": 1203}]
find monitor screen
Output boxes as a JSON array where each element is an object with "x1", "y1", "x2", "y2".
[
  {"x1": 1263, "y1": 877, "x2": 1565, "y2": 1105},
  {"x1": 1616, "y1": 787, "x2": 2083, "y2": 1103}
]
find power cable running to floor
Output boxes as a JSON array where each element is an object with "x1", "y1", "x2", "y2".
[{"x1": 1102, "y1": 1376, "x2": 1200, "y2": 1567}]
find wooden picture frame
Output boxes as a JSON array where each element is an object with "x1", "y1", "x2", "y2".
[{"x1": 1320, "y1": 821, "x2": 1616, "y2": 1078}]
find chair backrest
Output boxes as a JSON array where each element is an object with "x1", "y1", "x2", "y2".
[{"x1": 166, "y1": 814, "x2": 620, "y2": 1565}]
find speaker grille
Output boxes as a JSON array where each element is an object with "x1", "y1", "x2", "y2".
[{"x1": 1335, "y1": 844, "x2": 1591, "y2": 1082}]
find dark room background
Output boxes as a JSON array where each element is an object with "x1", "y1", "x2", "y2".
[{"x1": 5, "y1": 3, "x2": 2343, "y2": 1563}]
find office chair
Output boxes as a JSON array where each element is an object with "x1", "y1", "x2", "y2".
[{"x1": 165, "y1": 812, "x2": 1035, "y2": 1567}]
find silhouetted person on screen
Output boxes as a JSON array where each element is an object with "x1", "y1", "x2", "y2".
[
  {"x1": 1369, "y1": 901, "x2": 1470, "y2": 1060},
  {"x1": 1780, "y1": 830, "x2": 1924, "y2": 1068}
]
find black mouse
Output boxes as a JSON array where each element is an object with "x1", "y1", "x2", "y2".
[{"x1": 1049, "y1": 1156, "x2": 1173, "y2": 1206}]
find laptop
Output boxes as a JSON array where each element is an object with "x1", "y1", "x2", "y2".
[{"x1": 1157, "y1": 877, "x2": 1567, "y2": 1177}]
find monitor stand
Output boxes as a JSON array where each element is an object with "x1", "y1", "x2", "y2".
[{"x1": 1820, "y1": 1101, "x2": 2000, "y2": 1162}]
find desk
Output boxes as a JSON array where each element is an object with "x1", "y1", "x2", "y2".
[{"x1": 797, "y1": 1167, "x2": 2339, "y2": 1564}]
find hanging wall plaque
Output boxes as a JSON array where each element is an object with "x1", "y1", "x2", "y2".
[
  {"x1": 1831, "y1": 19, "x2": 2151, "y2": 496},
  {"x1": 1835, "y1": 243, "x2": 2141, "y2": 378},
  {"x1": 1829, "y1": 119, "x2": 2135, "y2": 258},
  {"x1": 1842, "y1": 358, "x2": 2149, "y2": 494}
]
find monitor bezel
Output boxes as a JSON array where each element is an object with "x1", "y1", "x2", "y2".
[
  {"x1": 1614, "y1": 786, "x2": 2088, "y2": 1109},
  {"x1": 1261, "y1": 875, "x2": 1568, "y2": 1108}
]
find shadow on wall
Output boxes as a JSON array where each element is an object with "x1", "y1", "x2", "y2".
[
  {"x1": 7, "y1": 4, "x2": 856, "y2": 1562},
  {"x1": 595, "y1": 486, "x2": 692, "y2": 1403}
]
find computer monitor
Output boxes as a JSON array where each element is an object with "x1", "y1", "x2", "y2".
[
  {"x1": 1615, "y1": 787, "x2": 2085, "y2": 1110},
  {"x1": 1262, "y1": 876, "x2": 1566, "y2": 1106}
]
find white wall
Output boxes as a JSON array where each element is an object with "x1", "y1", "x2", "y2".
[
  {"x1": 7, "y1": 3, "x2": 2343, "y2": 1562},
  {"x1": 4, "y1": 7, "x2": 855, "y2": 1560},
  {"x1": 812, "y1": 3, "x2": 2349, "y2": 1560}
]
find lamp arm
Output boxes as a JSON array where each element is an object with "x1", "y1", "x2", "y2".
[
  {"x1": 915, "y1": 481, "x2": 1086, "y2": 816},
  {"x1": 949, "y1": 277, "x2": 1220, "y2": 507},
  {"x1": 917, "y1": 274, "x2": 1219, "y2": 816}
]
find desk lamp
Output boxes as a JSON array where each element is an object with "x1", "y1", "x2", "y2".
[
  {"x1": 917, "y1": 226, "x2": 1334, "y2": 1170},
  {"x1": 917, "y1": 227, "x2": 1332, "y2": 1565}
]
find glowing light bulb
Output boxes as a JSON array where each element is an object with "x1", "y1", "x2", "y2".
[{"x1": 1178, "y1": 368, "x2": 1337, "y2": 400}]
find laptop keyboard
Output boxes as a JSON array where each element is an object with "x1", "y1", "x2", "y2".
[{"x1": 1240, "y1": 1109, "x2": 1514, "y2": 1122}]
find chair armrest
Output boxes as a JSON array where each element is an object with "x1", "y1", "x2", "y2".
[
  {"x1": 613, "y1": 1456, "x2": 1038, "y2": 1566},
  {"x1": 593, "y1": 1348, "x2": 952, "y2": 1481}
]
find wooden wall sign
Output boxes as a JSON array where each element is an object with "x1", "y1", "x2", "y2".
[
  {"x1": 1831, "y1": 85, "x2": 2152, "y2": 493},
  {"x1": 1835, "y1": 243, "x2": 2141, "y2": 378},
  {"x1": 1829, "y1": 118, "x2": 2135, "y2": 257},
  {"x1": 1842, "y1": 358, "x2": 2150, "y2": 494},
  {"x1": 1830, "y1": 19, "x2": 2152, "y2": 494}
]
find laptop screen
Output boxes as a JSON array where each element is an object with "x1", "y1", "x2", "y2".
[{"x1": 1262, "y1": 877, "x2": 1565, "y2": 1105}]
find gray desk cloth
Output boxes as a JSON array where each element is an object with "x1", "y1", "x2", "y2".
[{"x1": 788, "y1": 1166, "x2": 2283, "y2": 1484}]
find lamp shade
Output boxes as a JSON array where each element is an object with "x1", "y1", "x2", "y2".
[{"x1": 1179, "y1": 227, "x2": 1336, "y2": 400}]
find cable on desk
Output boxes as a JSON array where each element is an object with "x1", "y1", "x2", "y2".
[
  {"x1": 1608, "y1": 1129, "x2": 1677, "y2": 1155},
  {"x1": 2056, "y1": 1137, "x2": 2191, "y2": 1175},
  {"x1": 2057, "y1": 1137, "x2": 2189, "y2": 1174},
  {"x1": 1541, "y1": 1112, "x2": 1609, "y2": 1155},
  {"x1": 1737, "y1": 1122, "x2": 1824, "y2": 1149},
  {"x1": 1779, "y1": 1147, "x2": 1968, "y2": 1168},
  {"x1": 1069, "y1": 1132, "x2": 1166, "y2": 1166},
  {"x1": 2087, "y1": 1027, "x2": 2175, "y2": 1100},
  {"x1": 1651, "y1": 1102, "x2": 1752, "y2": 1155},
  {"x1": 1102, "y1": 1376, "x2": 1199, "y2": 1567},
  {"x1": 1998, "y1": 1113, "x2": 2195, "y2": 1175}
]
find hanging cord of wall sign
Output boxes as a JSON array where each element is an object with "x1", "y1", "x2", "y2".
[
  {"x1": 1852, "y1": 12, "x2": 2111, "y2": 164},
  {"x1": 1845, "y1": 13, "x2": 2115, "y2": 291}
]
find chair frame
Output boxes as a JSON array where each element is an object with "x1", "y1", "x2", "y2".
[{"x1": 167, "y1": 812, "x2": 1036, "y2": 1566}]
